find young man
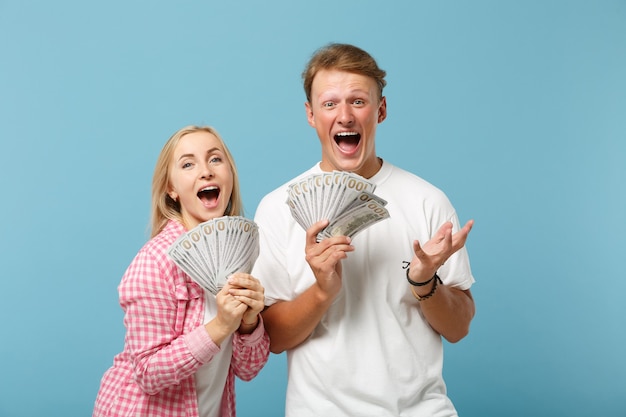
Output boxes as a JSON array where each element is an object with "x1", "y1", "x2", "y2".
[{"x1": 253, "y1": 43, "x2": 475, "y2": 416}]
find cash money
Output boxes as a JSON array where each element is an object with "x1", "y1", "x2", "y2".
[
  {"x1": 286, "y1": 171, "x2": 390, "y2": 241},
  {"x1": 167, "y1": 216, "x2": 260, "y2": 295}
]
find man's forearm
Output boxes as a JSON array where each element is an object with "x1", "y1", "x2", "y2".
[
  {"x1": 262, "y1": 283, "x2": 336, "y2": 353},
  {"x1": 419, "y1": 287, "x2": 475, "y2": 343}
]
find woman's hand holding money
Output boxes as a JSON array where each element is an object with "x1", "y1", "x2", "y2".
[
  {"x1": 228, "y1": 273, "x2": 265, "y2": 334},
  {"x1": 205, "y1": 273, "x2": 265, "y2": 343}
]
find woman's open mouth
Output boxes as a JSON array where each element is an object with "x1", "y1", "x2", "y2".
[{"x1": 197, "y1": 186, "x2": 220, "y2": 207}]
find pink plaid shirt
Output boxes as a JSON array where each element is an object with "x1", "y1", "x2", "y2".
[{"x1": 93, "y1": 220, "x2": 269, "y2": 417}]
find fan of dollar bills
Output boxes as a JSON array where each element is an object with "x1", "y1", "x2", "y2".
[
  {"x1": 286, "y1": 171, "x2": 390, "y2": 241},
  {"x1": 167, "y1": 216, "x2": 260, "y2": 295}
]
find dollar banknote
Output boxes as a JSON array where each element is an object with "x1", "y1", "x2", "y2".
[
  {"x1": 286, "y1": 171, "x2": 390, "y2": 241},
  {"x1": 167, "y1": 216, "x2": 260, "y2": 295}
]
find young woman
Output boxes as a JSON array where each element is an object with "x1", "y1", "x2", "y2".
[{"x1": 93, "y1": 126, "x2": 269, "y2": 417}]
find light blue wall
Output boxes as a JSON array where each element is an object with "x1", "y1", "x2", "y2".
[{"x1": 1, "y1": 1, "x2": 624, "y2": 416}]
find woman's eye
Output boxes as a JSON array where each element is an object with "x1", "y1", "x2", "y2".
[
  {"x1": 210, "y1": 156, "x2": 223, "y2": 164},
  {"x1": 182, "y1": 162, "x2": 193, "y2": 169}
]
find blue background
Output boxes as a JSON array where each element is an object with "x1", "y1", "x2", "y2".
[{"x1": 1, "y1": 1, "x2": 625, "y2": 416}]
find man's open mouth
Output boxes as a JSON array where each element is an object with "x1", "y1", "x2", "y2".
[{"x1": 334, "y1": 132, "x2": 361, "y2": 152}]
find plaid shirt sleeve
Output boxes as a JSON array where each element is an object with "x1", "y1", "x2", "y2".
[
  {"x1": 216, "y1": 316, "x2": 270, "y2": 417},
  {"x1": 119, "y1": 242, "x2": 218, "y2": 395},
  {"x1": 231, "y1": 315, "x2": 270, "y2": 381}
]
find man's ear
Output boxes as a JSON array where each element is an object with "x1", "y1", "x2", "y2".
[
  {"x1": 305, "y1": 101, "x2": 315, "y2": 128},
  {"x1": 378, "y1": 96, "x2": 387, "y2": 123}
]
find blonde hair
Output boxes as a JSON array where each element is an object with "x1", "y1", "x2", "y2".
[
  {"x1": 150, "y1": 125, "x2": 242, "y2": 237},
  {"x1": 302, "y1": 43, "x2": 387, "y2": 103}
]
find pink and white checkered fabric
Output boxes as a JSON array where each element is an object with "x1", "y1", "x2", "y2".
[{"x1": 93, "y1": 220, "x2": 269, "y2": 417}]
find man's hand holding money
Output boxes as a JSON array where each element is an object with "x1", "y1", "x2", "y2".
[{"x1": 304, "y1": 219, "x2": 354, "y2": 300}]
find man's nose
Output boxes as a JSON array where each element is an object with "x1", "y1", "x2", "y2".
[{"x1": 337, "y1": 105, "x2": 354, "y2": 125}]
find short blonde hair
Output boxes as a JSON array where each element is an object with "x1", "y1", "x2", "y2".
[
  {"x1": 150, "y1": 125, "x2": 242, "y2": 237},
  {"x1": 302, "y1": 43, "x2": 387, "y2": 103}
]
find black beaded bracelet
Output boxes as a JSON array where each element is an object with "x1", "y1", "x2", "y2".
[
  {"x1": 410, "y1": 274, "x2": 442, "y2": 301},
  {"x1": 406, "y1": 267, "x2": 438, "y2": 287}
]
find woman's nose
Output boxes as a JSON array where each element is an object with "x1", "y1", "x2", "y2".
[{"x1": 200, "y1": 163, "x2": 214, "y2": 179}]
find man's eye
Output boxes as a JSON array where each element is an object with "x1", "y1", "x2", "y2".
[
  {"x1": 354, "y1": 99, "x2": 365, "y2": 105},
  {"x1": 323, "y1": 102, "x2": 334, "y2": 108}
]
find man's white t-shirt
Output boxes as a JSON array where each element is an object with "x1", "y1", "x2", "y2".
[{"x1": 253, "y1": 160, "x2": 474, "y2": 417}]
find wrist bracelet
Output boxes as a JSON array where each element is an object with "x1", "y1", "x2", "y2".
[
  {"x1": 406, "y1": 267, "x2": 437, "y2": 287},
  {"x1": 410, "y1": 274, "x2": 442, "y2": 301}
]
